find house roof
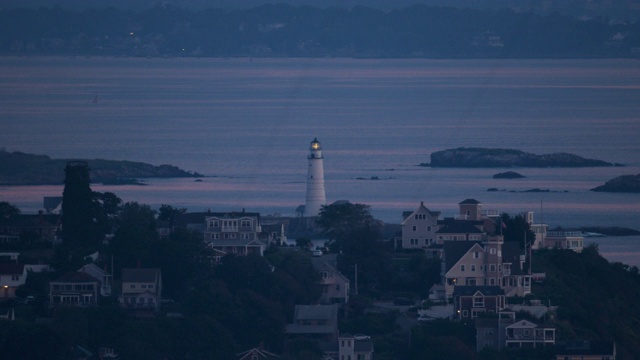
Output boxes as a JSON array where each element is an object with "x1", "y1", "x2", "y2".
[
  {"x1": 53, "y1": 271, "x2": 99, "y2": 283},
  {"x1": 436, "y1": 220, "x2": 484, "y2": 234},
  {"x1": 402, "y1": 202, "x2": 441, "y2": 221},
  {"x1": 121, "y1": 268, "x2": 160, "y2": 283},
  {"x1": 453, "y1": 286, "x2": 504, "y2": 297},
  {"x1": 0, "y1": 263, "x2": 25, "y2": 275},
  {"x1": 443, "y1": 241, "x2": 482, "y2": 272},
  {"x1": 459, "y1": 199, "x2": 481, "y2": 205},
  {"x1": 236, "y1": 346, "x2": 280, "y2": 359},
  {"x1": 206, "y1": 212, "x2": 260, "y2": 220}
]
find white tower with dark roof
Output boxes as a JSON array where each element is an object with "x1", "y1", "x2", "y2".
[{"x1": 305, "y1": 138, "x2": 326, "y2": 217}]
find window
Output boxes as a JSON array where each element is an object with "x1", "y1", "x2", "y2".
[
  {"x1": 490, "y1": 248, "x2": 496, "y2": 254},
  {"x1": 131, "y1": 284, "x2": 136, "y2": 289},
  {"x1": 241, "y1": 220, "x2": 251, "y2": 227},
  {"x1": 489, "y1": 278, "x2": 495, "y2": 285},
  {"x1": 462, "y1": 310, "x2": 468, "y2": 317},
  {"x1": 427, "y1": 225, "x2": 431, "y2": 231},
  {"x1": 141, "y1": 284, "x2": 147, "y2": 289},
  {"x1": 460, "y1": 264, "x2": 465, "y2": 272},
  {"x1": 471, "y1": 265, "x2": 476, "y2": 272},
  {"x1": 321, "y1": 271, "x2": 328, "y2": 279},
  {"x1": 490, "y1": 264, "x2": 496, "y2": 272},
  {"x1": 11, "y1": 275, "x2": 19, "y2": 281},
  {"x1": 473, "y1": 251, "x2": 480, "y2": 259},
  {"x1": 473, "y1": 296, "x2": 484, "y2": 307},
  {"x1": 412, "y1": 226, "x2": 417, "y2": 231}
]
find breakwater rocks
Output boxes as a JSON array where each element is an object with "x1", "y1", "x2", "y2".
[
  {"x1": 592, "y1": 174, "x2": 640, "y2": 193},
  {"x1": 421, "y1": 148, "x2": 618, "y2": 168}
]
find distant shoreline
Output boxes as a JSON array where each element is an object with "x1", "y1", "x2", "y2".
[{"x1": 0, "y1": 150, "x2": 203, "y2": 186}]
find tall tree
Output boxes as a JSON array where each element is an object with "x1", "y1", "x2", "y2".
[
  {"x1": 316, "y1": 202, "x2": 375, "y2": 250},
  {"x1": 60, "y1": 161, "x2": 101, "y2": 264},
  {"x1": 499, "y1": 213, "x2": 535, "y2": 250},
  {"x1": 110, "y1": 202, "x2": 158, "y2": 271},
  {"x1": 0, "y1": 201, "x2": 20, "y2": 220}
]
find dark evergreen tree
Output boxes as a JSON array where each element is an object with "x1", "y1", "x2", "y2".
[
  {"x1": 0, "y1": 201, "x2": 20, "y2": 220},
  {"x1": 60, "y1": 161, "x2": 101, "y2": 265}
]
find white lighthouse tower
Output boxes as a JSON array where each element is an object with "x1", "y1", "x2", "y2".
[{"x1": 305, "y1": 138, "x2": 326, "y2": 217}]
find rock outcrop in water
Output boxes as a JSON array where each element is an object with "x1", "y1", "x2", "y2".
[
  {"x1": 591, "y1": 174, "x2": 640, "y2": 193},
  {"x1": 493, "y1": 171, "x2": 525, "y2": 179},
  {"x1": 0, "y1": 150, "x2": 203, "y2": 185},
  {"x1": 422, "y1": 148, "x2": 617, "y2": 168}
]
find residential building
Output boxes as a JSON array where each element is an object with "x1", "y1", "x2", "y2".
[
  {"x1": 442, "y1": 236, "x2": 531, "y2": 299},
  {"x1": 0, "y1": 212, "x2": 60, "y2": 245},
  {"x1": 0, "y1": 263, "x2": 27, "y2": 299},
  {"x1": 285, "y1": 304, "x2": 339, "y2": 342},
  {"x1": 545, "y1": 230, "x2": 584, "y2": 252},
  {"x1": 554, "y1": 340, "x2": 616, "y2": 360},
  {"x1": 400, "y1": 202, "x2": 440, "y2": 250},
  {"x1": 323, "y1": 334, "x2": 374, "y2": 360},
  {"x1": 49, "y1": 272, "x2": 100, "y2": 307},
  {"x1": 78, "y1": 263, "x2": 112, "y2": 296},
  {"x1": 204, "y1": 211, "x2": 268, "y2": 258},
  {"x1": 311, "y1": 254, "x2": 350, "y2": 304},
  {"x1": 505, "y1": 319, "x2": 556, "y2": 349},
  {"x1": 436, "y1": 219, "x2": 485, "y2": 243},
  {"x1": 452, "y1": 286, "x2": 505, "y2": 320},
  {"x1": 119, "y1": 268, "x2": 162, "y2": 312},
  {"x1": 476, "y1": 311, "x2": 555, "y2": 352}
]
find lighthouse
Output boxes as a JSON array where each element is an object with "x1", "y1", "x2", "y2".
[{"x1": 305, "y1": 138, "x2": 326, "y2": 217}]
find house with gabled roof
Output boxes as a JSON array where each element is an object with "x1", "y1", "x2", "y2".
[
  {"x1": 49, "y1": 271, "x2": 100, "y2": 308},
  {"x1": 203, "y1": 211, "x2": 268, "y2": 259},
  {"x1": 505, "y1": 319, "x2": 555, "y2": 349},
  {"x1": 322, "y1": 334, "x2": 374, "y2": 360},
  {"x1": 285, "y1": 304, "x2": 339, "y2": 342},
  {"x1": 476, "y1": 311, "x2": 555, "y2": 352},
  {"x1": 442, "y1": 236, "x2": 531, "y2": 299},
  {"x1": 311, "y1": 254, "x2": 350, "y2": 305},
  {"x1": 78, "y1": 263, "x2": 112, "y2": 296},
  {"x1": 400, "y1": 202, "x2": 440, "y2": 250},
  {"x1": 119, "y1": 268, "x2": 162, "y2": 312},
  {"x1": 443, "y1": 241, "x2": 485, "y2": 296},
  {"x1": 452, "y1": 285, "x2": 505, "y2": 320},
  {"x1": 0, "y1": 263, "x2": 27, "y2": 299}
]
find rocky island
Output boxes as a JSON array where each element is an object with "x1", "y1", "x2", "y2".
[
  {"x1": 591, "y1": 174, "x2": 640, "y2": 193},
  {"x1": 493, "y1": 171, "x2": 525, "y2": 179},
  {"x1": 0, "y1": 150, "x2": 203, "y2": 185},
  {"x1": 421, "y1": 147, "x2": 618, "y2": 168}
]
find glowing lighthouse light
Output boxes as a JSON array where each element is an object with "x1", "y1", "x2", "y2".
[{"x1": 305, "y1": 138, "x2": 326, "y2": 217}]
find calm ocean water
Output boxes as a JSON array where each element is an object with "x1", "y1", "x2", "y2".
[{"x1": 1, "y1": 57, "x2": 639, "y2": 264}]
